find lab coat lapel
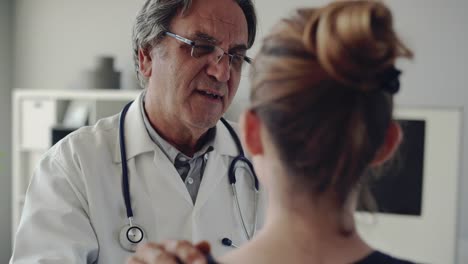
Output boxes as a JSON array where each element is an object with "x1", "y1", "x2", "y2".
[
  {"x1": 151, "y1": 148, "x2": 194, "y2": 206},
  {"x1": 193, "y1": 150, "x2": 228, "y2": 211},
  {"x1": 194, "y1": 119, "x2": 238, "y2": 211},
  {"x1": 113, "y1": 91, "x2": 154, "y2": 163},
  {"x1": 112, "y1": 91, "x2": 193, "y2": 206}
]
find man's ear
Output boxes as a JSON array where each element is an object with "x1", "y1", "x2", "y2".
[
  {"x1": 370, "y1": 121, "x2": 403, "y2": 167},
  {"x1": 239, "y1": 110, "x2": 264, "y2": 156},
  {"x1": 138, "y1": 48, "x2": 152, "y2": 77}
]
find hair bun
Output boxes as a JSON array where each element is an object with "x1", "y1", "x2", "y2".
[{"x1": 302, "y1": 0, "x2": 412, "y2": 91}]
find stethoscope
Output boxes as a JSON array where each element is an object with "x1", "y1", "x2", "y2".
[{"x1": 118, "y1": 101, "x2": 259, "y2": 252}]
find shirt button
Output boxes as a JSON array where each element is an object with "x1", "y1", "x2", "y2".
[
  {"x1": 179, "y1": 156, "x2": 187, "y2": 162},
  {"x1": 187, "y1": 177, "x2": 194, "y2": 184}
]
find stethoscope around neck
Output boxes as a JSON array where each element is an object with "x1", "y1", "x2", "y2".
[{"x1": 118, "y1": 101, "x2": 260, "y2": 252}]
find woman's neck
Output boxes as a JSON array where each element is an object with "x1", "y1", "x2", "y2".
[{"x1": 221, "y1": 187, "x2": 373, "y2": 264}]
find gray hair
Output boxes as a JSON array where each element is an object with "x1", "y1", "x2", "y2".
[{"x1": 132, "y1": 0, "x2": 257, "y2": 88}]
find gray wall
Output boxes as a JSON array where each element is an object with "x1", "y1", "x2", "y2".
[
  {"x1": 387, "y1": 2, "x2": 468, "y2": 262},
  {"x1": 0, "y1": 0, "x2": 13, "y2": 261},
  {"x1": 246, "y1": 3, "x2": 468, "y2": 262},
  {"x1": 14, "y1": 0, "x2": 144, "y2": 89}
]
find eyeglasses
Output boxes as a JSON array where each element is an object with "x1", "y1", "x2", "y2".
[{"x1": 165, "y1": 31, "x2": 252, "y2": 72}]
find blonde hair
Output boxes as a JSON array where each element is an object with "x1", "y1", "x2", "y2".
[{"x1": 250, "y1": 0, "x2": 413, "y2": 224}]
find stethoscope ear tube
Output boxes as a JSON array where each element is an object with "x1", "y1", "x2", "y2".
[
  {"x1": 228, "y1": 155, "x2": 259, "y2": 191},
  {"x1": 221, "y1": 117, "x2": 259, "y2": 191},
  {"x1": 220, "y1": 117, "x2": 260, "y2": 241}
]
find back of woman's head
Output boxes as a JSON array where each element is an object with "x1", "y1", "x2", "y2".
[{"x1": 250, "y1": 0, "x2": 413, "y2": 207}]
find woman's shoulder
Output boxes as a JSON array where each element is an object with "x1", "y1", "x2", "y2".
[{"x1": 355, "y1": 251, "x2": 416, "y2": 264}]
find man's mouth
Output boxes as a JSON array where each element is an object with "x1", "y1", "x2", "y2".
[{"x1": 196, "y1": 90, "x2": 224, "y2": 100}]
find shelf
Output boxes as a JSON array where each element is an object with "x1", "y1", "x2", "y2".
[
  {"x1": 11, "y1": 89, "x2": 143, "y2": 242},
  {"x1": 13, "y1": 89, "x2": 141, "y2": 101}
]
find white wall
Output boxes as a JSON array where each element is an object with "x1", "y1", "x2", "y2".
[
  {"x1": 13, "y1": 0, "x2": 468, "y2": 263},
  {"x1": 0, "y1": 0, "x2": 13, "y2": 261}
]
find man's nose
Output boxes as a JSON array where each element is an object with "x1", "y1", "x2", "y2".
[{"x1": 206, "y1": 54, "x2": 231, "y2": 83}]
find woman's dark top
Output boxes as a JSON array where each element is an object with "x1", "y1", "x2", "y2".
[
  {"x1": 355, "y1": 251, "x2": 416, "y2": 264},
  {"x1": 199, "y1": 250, "x2": 415, "y2": 264}
]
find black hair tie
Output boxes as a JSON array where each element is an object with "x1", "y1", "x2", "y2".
[{"x1": 378, "y1": 66, "x2": 402, "y2": 95}]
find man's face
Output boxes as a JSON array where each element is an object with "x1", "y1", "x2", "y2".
[{"x1": 143, "y1": 0, "x2": 249, "y2": 130}]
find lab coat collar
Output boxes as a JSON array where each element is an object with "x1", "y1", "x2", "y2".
[
  {"x1": 213, "y1": 118, "x2": 239, "y2": 157},
  {"x1": 114, "y1": 91, "x2": 155, "y2": 163},
  {"x1": 114, "y1": 92, "x2": 239, "y2": 163}
]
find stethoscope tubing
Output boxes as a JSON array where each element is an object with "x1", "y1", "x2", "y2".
[
  {"x1": 120, "y1": 101, "x2": 134, "y2": 219},
  {"x1": 119, "y1": 101, "x2": 259, "y2": 246}
]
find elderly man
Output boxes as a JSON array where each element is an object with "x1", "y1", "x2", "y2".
[{"x1": 10, "y1": 0, "x2": 264, "y2": 263}]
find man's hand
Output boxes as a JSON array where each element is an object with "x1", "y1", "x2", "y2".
[{"x1": 126, "y1": 240, "x2": 212, "y2": 264}]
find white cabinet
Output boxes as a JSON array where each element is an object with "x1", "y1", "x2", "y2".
[
  {"x1": 11, "y1": 89, "x2": 141, "y2": 241},
  {"x1": 20, "y1": 99, "x2": 57, "y2": 149}
]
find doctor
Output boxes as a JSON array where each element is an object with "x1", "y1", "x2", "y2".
[{"x1": 10, "y1": 0, "x2": 265, "y2": 263}]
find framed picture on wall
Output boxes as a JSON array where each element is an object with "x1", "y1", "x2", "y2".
[
  {"x1": 355, "y1": 106, "x2": 463, "y2": 264},
  {"x1": 358, "y1": 119, "x2": 426, "y2": 216}
]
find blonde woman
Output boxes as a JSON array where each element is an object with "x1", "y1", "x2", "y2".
[{"x1": 128, "y1": 1, "x2": 415, "y2": 263}]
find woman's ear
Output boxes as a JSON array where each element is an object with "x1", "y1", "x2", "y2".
[
  {"x1": 138, "y1": 48, "x2": 152, "y2": 77},
  {"x1": 239, "y1": 110, "x2": 264, "y2": 156},
  {"x1": 370, "y1": 121, "x2": 403, "y2": 167}
]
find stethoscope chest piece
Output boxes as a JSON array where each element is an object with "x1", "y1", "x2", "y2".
[{"x1": 119, "y1": 223, "x2": 146, "y2": 252}]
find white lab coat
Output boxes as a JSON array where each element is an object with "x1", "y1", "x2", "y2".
[{"x1": 10, "y1": 92, "x2": 266, "y2": 263}]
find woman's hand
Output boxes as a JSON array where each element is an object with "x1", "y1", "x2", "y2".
[{"x1": 126, "y1": 240, "x2": 212, "y2": 264}]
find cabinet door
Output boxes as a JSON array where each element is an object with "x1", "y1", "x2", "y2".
[{"x1": 21, "y1": 99, "x2": 57, "y2": 150}]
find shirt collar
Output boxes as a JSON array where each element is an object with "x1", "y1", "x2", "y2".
[{"x1": 140, "y1": 91, "x2": 216, "y2": 162}]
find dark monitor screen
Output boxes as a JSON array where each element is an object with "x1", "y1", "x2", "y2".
[{"x1": 358, "y1": 119, "x2": 425, "y2": 216}]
